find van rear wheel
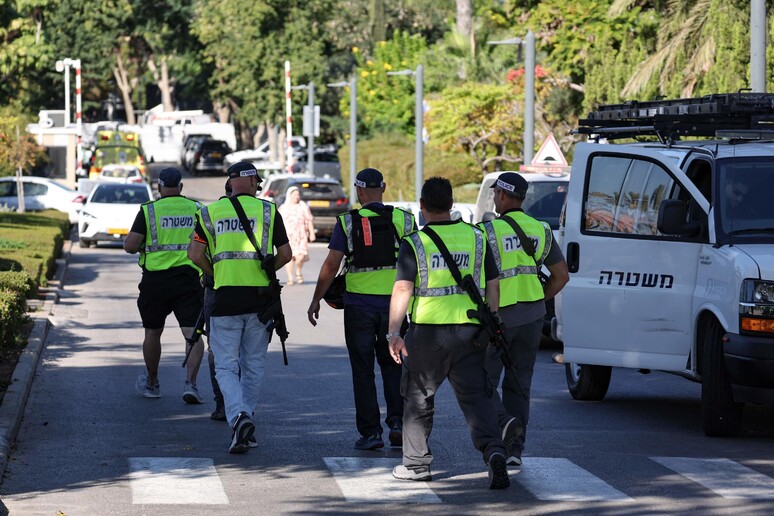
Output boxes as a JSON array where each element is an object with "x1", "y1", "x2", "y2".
[
  {"x1": 701, "y1": 318, "x2": 742, "y2": 437},
  {"x1": 565, "y1": 363, "x2": 611, "y2": 400}
]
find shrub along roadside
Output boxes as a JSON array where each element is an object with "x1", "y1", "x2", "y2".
[
  {"x1": 339, "y1": 132, "x2": 481, "y2": 204},
  {"x1": 0, "y1": 210, "x2": 69, "y2": 352}
]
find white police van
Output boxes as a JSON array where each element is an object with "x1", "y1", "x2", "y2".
[{"x1": 555, "y1": 93, "x2": 774, "y2": 436}]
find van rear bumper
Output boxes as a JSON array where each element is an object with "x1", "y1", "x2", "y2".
[{"x1": 724, "y1": 332, "x2": 774, "y2": 403}]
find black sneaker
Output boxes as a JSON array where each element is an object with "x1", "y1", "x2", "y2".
[
  {"x1": 501, "y1": 417, "x2": 523, "y2": 466},
  {"x1": 210, "y1": 403, "x2": 226, "y2": 421},
  {"x1": 354, "y1": 433, "x2": 384, "y2": 450},
  {"x1": 388, "y1": 421, "x2": 403, "y2": 447},
  {"x1": 392, "y1": 464, "x2": 432, "y2": 481},
  {"x1": 229, "y1": 412, "x2": 255, "y2": 454},
  {"x1": 487, "y1": 452, "x2": 510, "y2": 489}
]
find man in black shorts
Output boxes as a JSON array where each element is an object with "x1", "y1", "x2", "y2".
[{"x1": 124, "y1": 168, "x2": 206, "y2": 402}]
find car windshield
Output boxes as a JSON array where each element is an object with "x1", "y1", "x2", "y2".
[
  {"x1": 717, "y1": 157, "x2": 774, "y2": 238},
  {"x1": 202, "y1": 141, "x2": 229, "y2": 152},
  {"x1": 90, "y1": 184, "x2": 150, "y2": 204}
]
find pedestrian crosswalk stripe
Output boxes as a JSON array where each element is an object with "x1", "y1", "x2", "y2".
[
  {"x1": 516, "y1": 458, "x2": 633, "y2": 502},
  {"x1": 651, "y1": 457, "x2": 774, "y2": 499},
  {"x1": 324, "y1": 457, "x2": 441, "y2": 503},
  {"x1": 129, "y1": 457, "x2": 229, "y2": 505}
]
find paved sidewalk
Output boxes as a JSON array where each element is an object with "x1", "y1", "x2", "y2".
[{"x1": 0, "y1": 234, "x2": 73, "y2": 484}]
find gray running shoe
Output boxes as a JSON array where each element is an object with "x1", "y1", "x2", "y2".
[
  {"x1": 136, "y1": 374, "x2": 160, "y2": 398},
  {"x1": 354, "y1": 433, "x2": 384, "y2": 450},
  {"x1": 392, "y1": 464, "x2": 432, "y2": 481},
  {"x1": 487, "y1": 452, "x2": 510, "y2": 489},
  {"x1": 229, "y1": 412, "x2": 255, "y2": 454},
  {"x1": 183, "y1": 382, "x2": 204, "y2": 404},
  {"x1": 501, "y1": 417, "x2": 524, "y2": 466}
]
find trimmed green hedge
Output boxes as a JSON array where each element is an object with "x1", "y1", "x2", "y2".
[{"x1": 0, "y1": 210, "x2": 69, "y2": 350}]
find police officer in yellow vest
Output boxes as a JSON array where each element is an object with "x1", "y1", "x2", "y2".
[
  {"x1": 188, "y1": 162, "x2": 291, "y2": 453},
  {"x1": 124, "y1": 167, "x2": 206, "y2": 403},
  {"x1": 307, "y1": 168, "x2": 416, "y2": 451},
  {"x1": 479, "y1": 172, "x2": 569, "y2": 467},
  {"x1": 387, "y1": 177, "x2": 513, "y2": 489}
]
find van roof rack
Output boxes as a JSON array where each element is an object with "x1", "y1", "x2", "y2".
[{"x1": 576, "y1": 92, "x2": 774, "y2": 143}]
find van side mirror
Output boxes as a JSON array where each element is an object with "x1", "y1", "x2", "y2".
[
  {"x1": 657, "y1": 199, "x2": 700, "y2": 236},
  {"x1": 481, "y1": 211, "x2": 497, "y2": 222}
]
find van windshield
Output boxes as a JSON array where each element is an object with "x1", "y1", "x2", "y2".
[
  {"x1": 482, "y1": 179, "x2": 568, "y2": 229},
  {"x1": 717, "y1": 157, "x2": 774, "y2": 238}
]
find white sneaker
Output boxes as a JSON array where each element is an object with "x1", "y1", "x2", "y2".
[
  {"x1": 183, "y1": 382, "x2": 203, "y2": 404},
  {"x1": 136, "y1": 374, "x2": 160, "y2": 398}
]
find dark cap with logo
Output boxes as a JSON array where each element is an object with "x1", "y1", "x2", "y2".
[
  {"x1": 354, "y1": 167, "x2": 384, "y2": 189},
  {"x1": 227, "y1": 161, "x2": 262, "y2": 181},
  {"x1": 158, "y1": 167, "x2": 182, "y2": 188},
  {"x1": 490, "y1": 172, "x2": 528, "y2": 197}
]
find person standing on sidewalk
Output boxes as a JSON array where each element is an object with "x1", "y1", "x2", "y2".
[
  {"x1": 188, "y1": 162, "x2": 291, "y2": 453},
  {"x1": 307, "y1": 168, "x2": 416, "y2": 450},
  {"x1": 387, "y1": 176, "x2": 513, "y2": 489},
  {"x1": 479, "y1": 172, "x2": 569, "y2": 467},
  {"x1": 123, "y1": 167, "x2": 206, "y2": 404}
]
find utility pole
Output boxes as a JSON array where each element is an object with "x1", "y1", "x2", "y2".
[{"x1": 751, "y1": 0, "x2": 766, "y2": 93}]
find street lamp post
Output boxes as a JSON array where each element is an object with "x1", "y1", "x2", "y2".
[
  {"x1": 488, "y1": 31, "x2": 535, "y2": 165},
  {"x1": 291, "y1": 82, "x2": 316, "y2": 175},
  {"x1": 328, "y1": 76, "x2": 357, "y2": 201},
  {"x1": 387, "y1": 65, "x2": 424, "y2": 203}
]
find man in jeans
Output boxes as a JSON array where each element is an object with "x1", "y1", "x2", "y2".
[
  {"x1": 307, "y1": 168, "x2": 416, "y2": 450},
  {"x1": 188, "y1": 162, "x2": 291, "y2": 453}
]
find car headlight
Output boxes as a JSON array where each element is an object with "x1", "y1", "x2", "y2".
[
  {"x1": 740, "y1": 279, "x2": 774, "y2": 304},
  {"x1": 739, "y1": 279, "x2": 774, "y2": 333}
]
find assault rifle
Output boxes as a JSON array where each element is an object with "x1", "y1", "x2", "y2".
[
  {"x1": 422, "y1": 226, "x2": 527, "y2": 400},
  {"x1": 258, "y1": 254, "x2": 289, "y2": 365}
]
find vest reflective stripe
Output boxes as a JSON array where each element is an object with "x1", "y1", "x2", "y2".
[
  {"x1": 341, "y1": 207, "x2": 415, "y2": 295},
  {"x1": 480, "y1": 212, "x2": 550, "y2": 307},
  {"x1": 140, "y1": 196, "x2": 202, "y2": 271},
  {"x1": 406, "y1": 223, "x2": 486, "y2": 325},
  {"x1": 196, "y1": 196, "x2": 276, "y2": 289}
]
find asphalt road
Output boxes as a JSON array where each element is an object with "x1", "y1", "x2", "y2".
[{"x1": 1, "y1": 169, "x2": 773, "y2": 514}]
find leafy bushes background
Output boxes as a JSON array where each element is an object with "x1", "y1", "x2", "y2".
[{"x1": 0, "y1": 210, "x2": 69, "y2": 351}]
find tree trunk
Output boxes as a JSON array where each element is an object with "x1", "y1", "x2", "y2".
[
  {"x1": 212, "y1": 99, "x2": 231, "y2": 123},
  {"x1": 112, "y1": 52, "x2": 136, "y2": 125},
  {"x1": 268, "y1": 123, "x2": 278, "y2": 161},
  {"x1": 456, "y1": 0, "x2": 472, "y2": 38},
  {"x1": 278, "y1": 128, "x2": 287, "y2": 170},
  {"x1": 369, "y1": 0, "x2": 386, "y2": 44},
  {"x1": 147, "y1": 56, "x2": 174, "y2": 111},
  {"x1": 254, "y1": 123, "x2": 267, "y2": 148}
]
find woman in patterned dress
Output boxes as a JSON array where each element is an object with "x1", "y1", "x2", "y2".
[{"x1": 278, "y1": 186, "x2": 315, "y2": 284}]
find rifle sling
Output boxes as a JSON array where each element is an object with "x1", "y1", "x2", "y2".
[
  {"x1": 421, "y1": 225, "x2": 469, "y2": 292},
  {"x1": 500, "y1": 213, "x2": 539, "y2": 265},
  {"x1": 228, "y1": 196, "x2": 266, "y2": 262}
]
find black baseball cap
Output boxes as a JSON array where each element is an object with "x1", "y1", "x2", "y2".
[
  {"x1": 227, "y1": 161, "x2": 262, "y2": 181},
  {"x1": 158, "y1": 167, "x2": 182, "y2": 188},
  {"x1": 354, "y1": 168, "x2": 384, "y2": 189},
  {"x1": 490, "y1": 172, "x2": 528, "y2": 197}
]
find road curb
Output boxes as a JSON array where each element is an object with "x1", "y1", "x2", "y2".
[{"x1": 0, "y1": 232, "x2": 73, "y2": 485}]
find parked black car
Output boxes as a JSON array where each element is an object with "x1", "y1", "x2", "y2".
[
  {"x1": 188, "y1": 139, "x2": 231, "y2": 176},
  {"x1": 259, "y1": 174, "x2": 350, "y2": 238}
]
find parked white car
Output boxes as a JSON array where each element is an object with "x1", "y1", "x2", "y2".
[
  {"x1": 77, "y1": 182, "x2": 153, "y2": 248},
  {"x1": 0, "y1": 176, "x2": 82, "y2": 224}
]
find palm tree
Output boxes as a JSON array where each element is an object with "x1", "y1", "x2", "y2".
[{"x1": 610, "y1": 0, "x2": 715, "y2": 98}]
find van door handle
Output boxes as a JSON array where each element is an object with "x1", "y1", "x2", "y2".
[{"x1": 566, "y1": 242, "x2": 579, "y2": 273}]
